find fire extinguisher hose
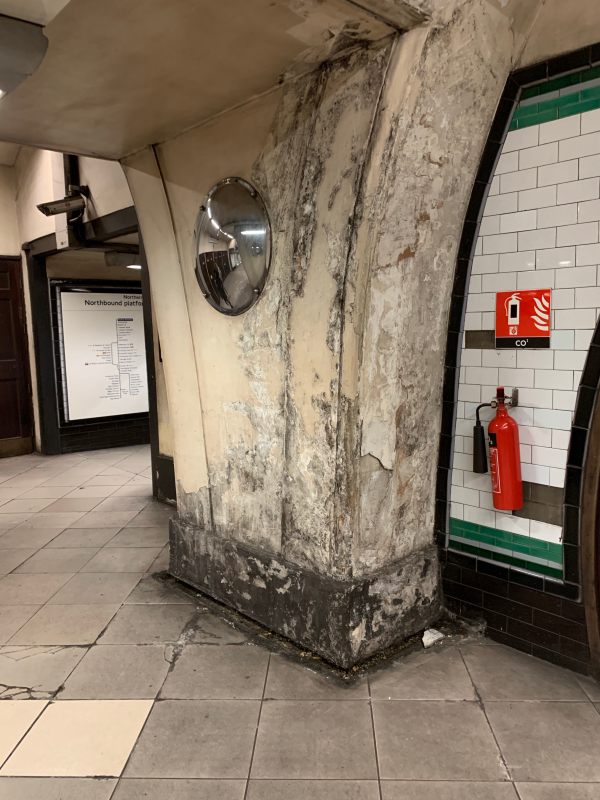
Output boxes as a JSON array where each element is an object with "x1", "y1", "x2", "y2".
[{"x1": 473, "y1": 402, "x2": 492, "y2": 475}]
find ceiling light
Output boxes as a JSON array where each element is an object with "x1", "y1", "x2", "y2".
[
  {"x1": 241, "y1": 228, "x2": 266, "y2": 236},
  {"x1": 126, "y1": 264, "x2": 142, "y2": 270}
]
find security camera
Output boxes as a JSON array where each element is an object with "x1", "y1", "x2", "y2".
[{"x1": 36, "y1": 195, "x2": 86, "y2": 217}]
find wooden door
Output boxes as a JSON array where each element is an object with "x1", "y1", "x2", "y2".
[{"x1": 0, "y1": 258, "x2": 33, "y2": 456}]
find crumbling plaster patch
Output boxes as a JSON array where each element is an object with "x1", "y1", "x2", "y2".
[
  {"x1": 350, "y1": 0, "x2": 533, "y2": 574},
  {"x1": 157, "y1": 41, "x2": 392, "y2": 574},
  {"x1": 133, "y1": 0, "x2": 553, "y2": 591}
]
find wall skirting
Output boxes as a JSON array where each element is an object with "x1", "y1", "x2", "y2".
[{"x1": 169, "y1": 517, "x2": 441, "y2": 669}]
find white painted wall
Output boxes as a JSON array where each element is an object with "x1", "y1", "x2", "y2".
[
  {"x1": 0, "y1": 166, "x2": 20, "y2": 255},
  {"x1": 14, "y1": 147, "x2": 55, "y2": 244},
  {"x1": 78, "y1": 157, "x2": 133, "y2": 220}
]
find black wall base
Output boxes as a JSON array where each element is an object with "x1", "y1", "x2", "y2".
[
  {"x1": 155, "y1": 454, "x2": 176, "y2": 504},
  {"x1": 169, "y1": 517, "x2": 441, "y2": 669}
]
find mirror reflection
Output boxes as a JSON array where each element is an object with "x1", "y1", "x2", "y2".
[{"x1": 195, "y1": 177, "x2": 271, "y2": 315}]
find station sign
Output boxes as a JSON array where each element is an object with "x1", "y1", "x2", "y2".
[{"x1": 495, "y1": 289, "x2": 551, "y2": 349}]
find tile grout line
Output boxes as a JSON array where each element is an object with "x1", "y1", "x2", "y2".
[
  {"x1": 243, "y1": 651, "x2": 271, "y2": 799},
  {"x1": 513, "y1": 782, "x2": 526, "y2": 800},
  {"x1": 367, "y1": 674, "x2": 384, "y2": 800},
  {"x1": 106, "y1": 633, "x2": 175, "y2": 798},
  {"x1": 0, "y1": 700, "x2": 49, "y2": 773},
  {"x1": 457, "y1": 647, "x2": 514, "y2": 788}
]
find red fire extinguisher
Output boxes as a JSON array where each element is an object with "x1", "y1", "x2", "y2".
[{"x1": 473, "y1": 386, "x2": 523, "y2": 511}]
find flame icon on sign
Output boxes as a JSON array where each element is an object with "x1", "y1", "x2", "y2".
[{"x1": 532, "y1": 292, "x2": 550, "y2": 332}]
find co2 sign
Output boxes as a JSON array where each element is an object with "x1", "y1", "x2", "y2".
[{"x1": 495, "y1": 289, "x2": 551, "y2": 349}]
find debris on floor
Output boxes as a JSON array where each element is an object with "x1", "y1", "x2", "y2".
[{"x1": 422, "y1": 628, "x2": 445, "y2": 648}]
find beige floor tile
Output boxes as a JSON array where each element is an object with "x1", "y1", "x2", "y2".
[
  {"x1": 0, "y1": 516, "x2": 33, "y2": 531},
  {"x1": 380, "y1": 783, "x2": 518, "y2": 799},
  {"x1": 74, "y1": 511, "x2": 141, "y2": 529},
  {"x1": 0, "y1": 777, "x2": 117, "y2": 799},
  {"x1": 0, "y1": 574, "x2": 72, "y2": 605},
  {"x1": 42, "y1": 498, "x2": 103, "y2": 513},
  {"x1": 0, "y1": 499, "x2": 55, "y2": 514},
  {"x1": 577, "y1": 675, "x2": 600, "y2": 702},
  {"x1": 0, "y1": 490, "x2": 25, "y2": 502},
  {"x1": 99, "y1": 604, "x2": 196, "y2": 644},
  {"x1": 0, "y1": 607, "x2": 41, "y2": 644},
  {"x1": 126, "y1": 505, "x2": 173, "y2": 528},
  {"x1": 8, "y1": 604, "x2": 120, "y2": 645},
  {"x1": 0, "y1": 646, "x2": 87, "y2": 699},
  {"x1": 515, "y1": 785, "x2": 600, "y2": 799},
  {"x1": 60, "y1": 644, "x2": 171, "y2": 699},
  {"x1": 0, "y1": 701, "x2": 47, "y2": 766},
  {"x1": 124, "y1": 573, "x2": 191, "y2": 604},
  {"x1": 15, "y1": 513, "x2": 87, "y2": 530},
  {"x1": 108, "y1": 527, "x2": 168, "y2": 548},
  {"x1": 0, "y1": 550, "x2": 37, "y2": 576},
  {"x1": 93, "y1": 498, "x2": 148, "y2": 514},
  {"x1": 65, "y1": 486, "x2": 118, "y2": 499},
  {"x1": 187, "y1": 611, "x2": 247, "y2": 645},
  {"x1": 112, "y1": 779, "x2": 245, "y2": 799},
  {"x1": 82, "y1": 548, "x2": 162, "y2": 573},
  {"x1": 369, "y1": 647, "x2": 475, "y2": 701},
  {"x1": 461, "y1": 643, "x2": 587, "y2": 701},
  {"x1": 112, "y1": 485, "x2": 154, "y2": 498},
  {"x1": 124, "y1": 699, "x2": 260, "y2": 778},
  {"x1": 0, "y1": 529, "x2": 65, "y2": 551},
  {"x1": 486, "y1": 701, "x2": 600, "y2": 782},
  {"x1": 18, "y1": 487, "x2": 72, "y2": 499},
  {"x1": 264, "y1": 654, "x2": 368, "y2": 700},
  {"x1": 14, "y1": 548, "x2": 99, "y2": 574},
  {"x1": 246, "y1": 781, "x2": 380, "y2": 800},
  {"x1": 1, "y1": 480, "x2": 44, "y2": 491},
  {"x1": 41, "y1": 474, "x2": 96, "y2": 488},
  {"x1": 45, "y1": 528, "x2": 121, "y2": 549},
  {"x1": 48, "y1": 573, "x2": 143, "y2": 605},
  {"x1": 161, "y1": 644, "x2": 269, "y2": 699},
  {"x1": 0, "y1": 699, "x2": 153, "y2": 777},
  {"x1": 147, "y1": 547, "x2": 169, "y2": 573},
  {"x1": 83, "y1": 476, "x2": 130, "y2": 487},
  {"x1": 373, "y1": 700, "x2": 507, "y2": 781},
  {"x1": 251, "y1": 700, "x2": 377, "y2": 779}
]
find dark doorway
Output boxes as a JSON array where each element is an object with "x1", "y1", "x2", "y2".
[{"x1": 0, "y1": 257, "x2": 33, "y2": 457}]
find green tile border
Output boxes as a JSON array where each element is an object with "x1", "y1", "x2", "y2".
[
  {"x1": 448, "y1": 517, "x2": 563, "y2": 580},
  {"x1": 521, "y1": 63, "x2": 600, "y2": 100},
  {"x1": 509, "y1": 65, "x2": 600, "y2": 130}
]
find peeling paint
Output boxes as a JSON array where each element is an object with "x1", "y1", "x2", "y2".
[{"x1": 158, "y1": 0, "x2": 538, "y2": 664}]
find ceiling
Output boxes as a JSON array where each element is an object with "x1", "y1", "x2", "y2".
[
  {"x1": 0, "y1": 0, "x2": 70, "y2": 25},
  {"x1": 0, "y1": 0, "x2": 408, "y2": 161}
]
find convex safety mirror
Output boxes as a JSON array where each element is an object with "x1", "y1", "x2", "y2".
[{"x1": 195, "y1": 177, "x2": 271, "y2": 315}]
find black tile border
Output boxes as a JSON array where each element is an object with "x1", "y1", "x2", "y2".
[{"x1": 437, "y1": 44, "x2": 600, "y2": 674}]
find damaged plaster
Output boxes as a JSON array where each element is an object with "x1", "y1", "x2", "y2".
[{"x1": 129, "y1": 0, "x2": 567, "y2": 665}]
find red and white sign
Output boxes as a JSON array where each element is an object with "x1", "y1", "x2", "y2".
[{"x1": 495, "y1": 289, "x2": 551, "y2": 349}]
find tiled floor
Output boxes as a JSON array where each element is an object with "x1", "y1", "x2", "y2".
[{"x1": 0, "y1": 448, "x2": 600, "y2": 798}]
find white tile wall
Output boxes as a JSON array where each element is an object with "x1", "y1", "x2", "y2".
[{"x1": 452, "y1": 107, "x2": 600, "y2": 547}]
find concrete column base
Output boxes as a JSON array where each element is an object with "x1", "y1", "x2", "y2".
[{"x1": 169, "y1": 518, "x2": 441, "y2": 668}]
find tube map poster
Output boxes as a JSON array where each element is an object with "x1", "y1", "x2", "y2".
[{"x1": 58, "y1": 290, "x2": 149, "y2": 421}]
